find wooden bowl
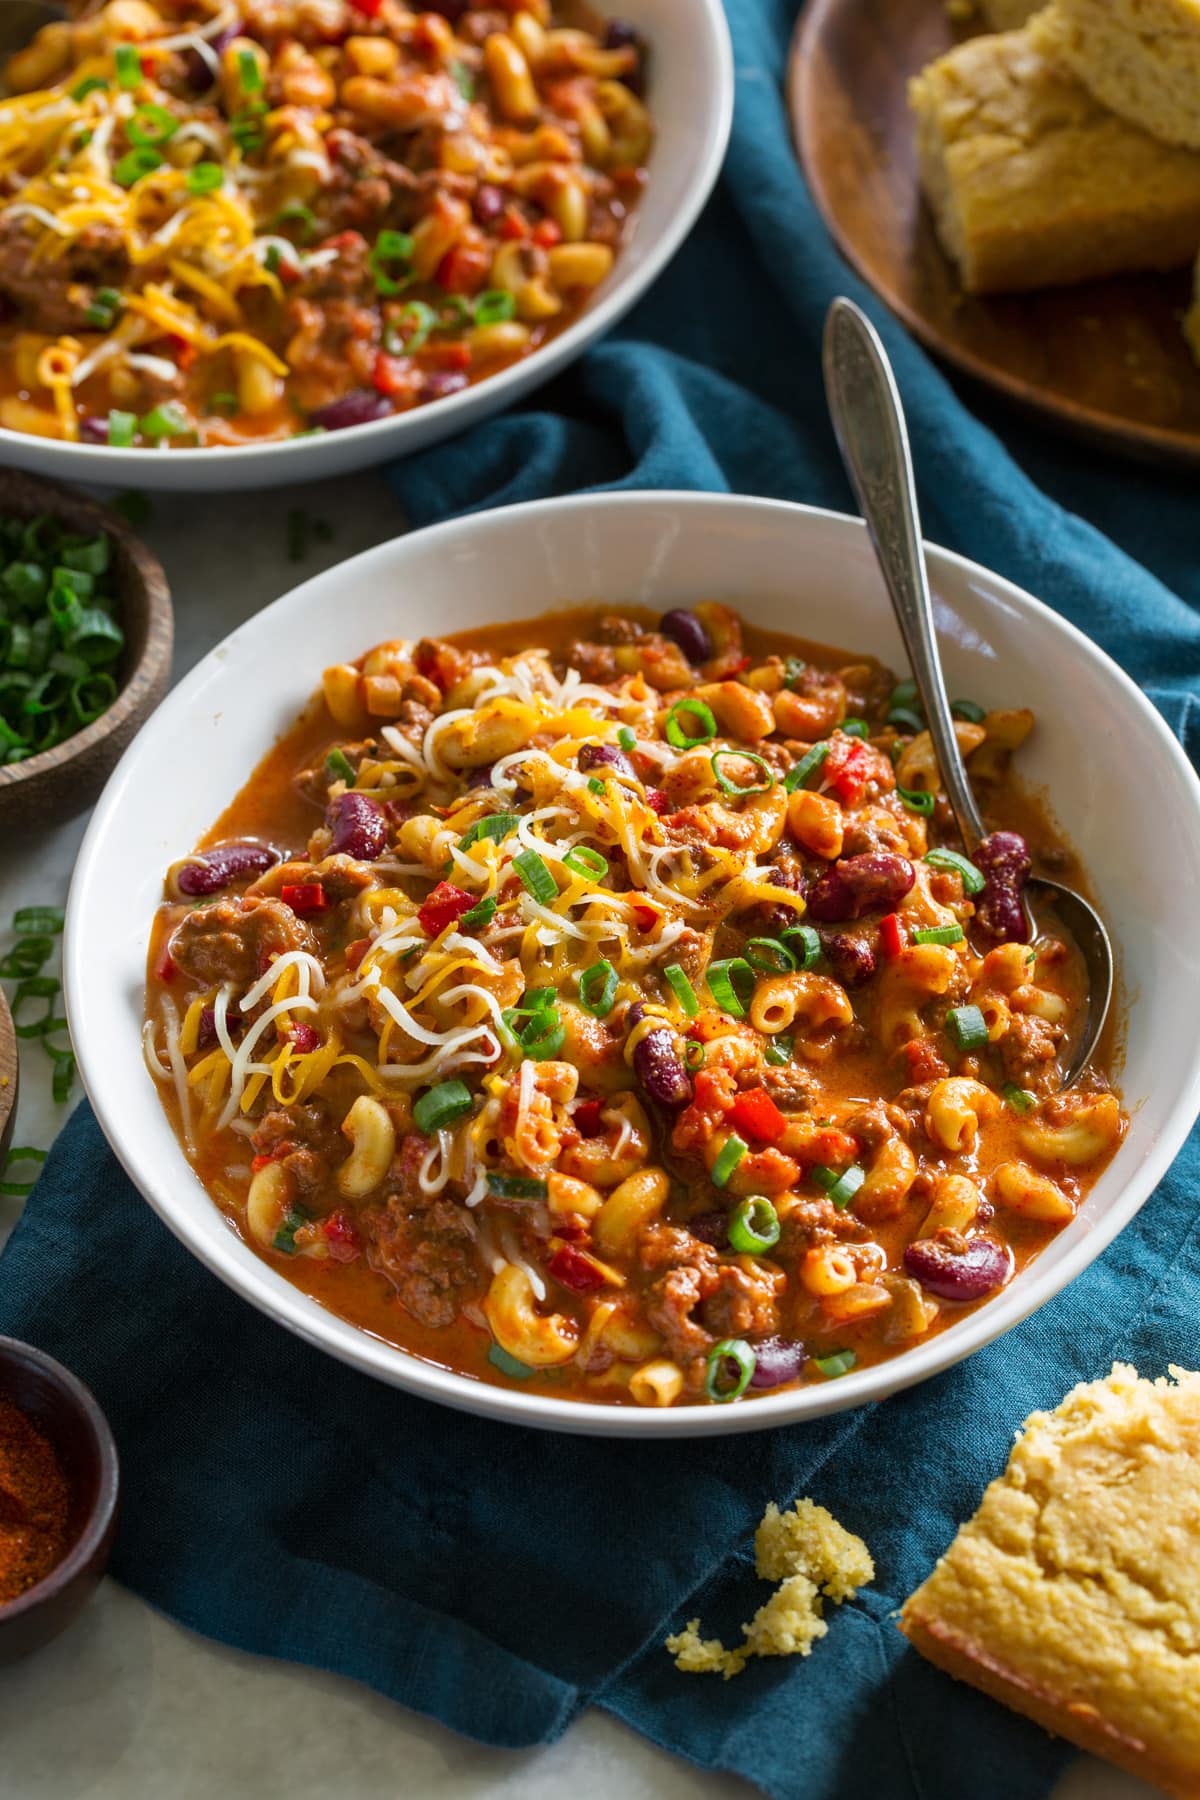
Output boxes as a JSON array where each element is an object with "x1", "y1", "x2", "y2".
[
  {"x1": 0, "y1": 989, "x2": 15, "y2": 1170},
  {"x1": 0, "y1": 472, "x2": 172, "y2": 829},
  {"x1": 790, "y1": 0, "x2": 1200, "y2": 467},
  {"x1": 0, "y1": 1336, "x2": 119, "y2": 1663}
]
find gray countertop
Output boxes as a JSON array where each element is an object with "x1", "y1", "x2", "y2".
[{"x1": 0, "y1": 475, "x2": 1152, "y2": 1800}]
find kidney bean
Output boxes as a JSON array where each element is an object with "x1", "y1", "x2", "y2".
[
  {"x1": 806, "y1": 853, "x2": 915, "y2": 922},
  {"x1": 309, "y1": 391, "x2": 393, "y2": 432},
  {"x1": 288, "y1": 1022, "x2": 320, "y2": 1054},
  {"x1": 79, "y1": 416, "x2": 110, "y2": 444},
  {"x1": 633, "y1": 1025, "x2": 693, "y2": 1109},
  {"x1": 820, "y1": 931, "x2": 877, "y2": 987},
  {"x1": 973, "y1": 831, "x2": 1032, "y2": 945},
  {"x1": 472, "y1": 183, "x2": 505, "y2": 226},
  {"x1": 422, "y1": 371, "x2": 469, "y2": 403},
  {"x1": 689, "y1": 1210, "x2": 729, "y2": 1247},
  {"x1": 196, "y1": 1006, "x2": 218, "y2": 1052},
  {"x1": 579, "y1": 742, "x2": 635, "y2": 781},
  {"x1": 603, "y1": 19, "x2": 646, "y2": 93},
  {"x1": 749, "y1": 1336, "x2": 808, "y2": 1389},
  {"x1": 176, "y1": 841, "x2": 280, "y2": 897},
  {"x1": 659, "y1": 608, "x2": 712, "y2": 665},
  {"x1": 327, "y1": 791, "x2": 388, "y2": 860},
  {"x1": 903, "y1": 1235, "x2": 1013, "y2": 1301},
  {"x1": 466, "y1": 764, "x2": 495, "y2": 789}
]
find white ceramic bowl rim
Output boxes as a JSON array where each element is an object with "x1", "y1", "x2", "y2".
[
  {"x1": 0, "y1": 0, "x2": 733, "y2": 489},
  {"x1": 65, "y1": 492, "x2": 1200, "y2": 1436}
]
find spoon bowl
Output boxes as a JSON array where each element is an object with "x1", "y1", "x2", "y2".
[{"x1": 822, "y1": 296, "x2": 1114, "y2": 1089}]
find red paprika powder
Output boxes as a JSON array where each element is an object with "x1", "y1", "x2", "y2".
[{"x1": 0, "y1": 1398, "x2": 70, "y2": 1605}]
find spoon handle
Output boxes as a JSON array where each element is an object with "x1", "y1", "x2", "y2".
[{"x1": 822, "y1": 298, "x2": 986, "y2": 853}]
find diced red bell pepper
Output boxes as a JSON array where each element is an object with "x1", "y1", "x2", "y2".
[
  {"x1": 728, "y1": 1087, "x2": 787, "y2": 1145},
  {"x1": 372, "y1": 351, "x2": 413, "y2": 397},
  {"x1": 573, "y1": 1098, "x2": 605, "y2": 1137},
  {"x1": 435, "y1": 241, "x2": 491, "y2": 295},
  {"x1": 250, "y1": 1144, "x2": 291, "y2": 1174},
  {"x1": 644, "y1": 787, "x2": 668, "y2": 814},
  {"x1": 631, "y1": 902, "x2": 659, "y2": 932},
  {"x1": 417, "y1": 881, "x2": 476, "y2": 937},
  {"x1": 823, "y1": 737, "x2": 872, "y2": 807},
  {"x1": 281, "y1": 882, "x2": 329, "y2": 917},
  {"x1": 154, "y1": 945, "x2": 176, "y2": 984},
  {"x1": 499, "y1": 206, "x2": 529, "y2": 240},
  {"x1": 323, "y1": 1208, "x2": 362, "y2": 1262},
  {"x1": 345, "y1": 936, "x2": 371, "y2": 973},
  {"x1": 288, "y1": 1022, "x2": 320, "y2": 1053},
  {"x1": 548, "y1": 1244, "x2": 607, "y2": 1294},
  {"x1": 531, "y1": 218, "x2": 562, "y2": 248},
  {"x1": 878, "y1": 913, "x2": 906, "y2": 960},
  {"x1": 348, "y1": 0, "x2": 383, "y2": 13},
  {"x1": 417, "y1": 340, "x2": 472, "y2": 371},
  {"x1": 140, "y1": 52, "x2": 155, "y2": 76}
]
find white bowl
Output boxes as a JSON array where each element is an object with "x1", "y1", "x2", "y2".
[
  {"x1": 65, "y1": 493, "x2": 1200, "y2": 1436},
  {"x1": 0, "y1": 0, "x2": 732, "y2": 494}
]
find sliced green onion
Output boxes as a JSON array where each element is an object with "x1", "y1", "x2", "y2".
[
  {"x1": 229, "y1": 100, "x2": 267, "y2": 153},
  {"x1": 392, "y1": 299, "x2": 437, "y2": 352},
  {"x1": 706, "y1": 957, "x2": 755, "y2": 1018},
  {"x1": 114, "y1": 147, "x2": 162, "y2": 186},
  {"x1": 727, "y1": 1195, "x2": 780, "y2": 1255},
  {"x1": 325, "y1": 747, "x2": 355, "y2": 786},
  {"x1": 812, "y1": 1163, "x2": 865, "y2": 1209},
  {"x1": 0, "y1": 1146, "x2": 48, "y2": 1199},
  {"x1": 488, "y1": 1343, "x2": 535, "y2": 1380},
  {"x1": 780, "y1": 924, "x2": 822, "y2": 971},
  {"x1": 128, "y1": 103, "x2": 179, "y2": 146},
  {"x1": 517, "y1": 1011, "x2": 564, "y2": 1060},
  {"x1": 413, "y1": 1079, "x2": 473, "y2": 1134},
  {"x1": 579, "y1": 959, "x2": 617, "y2": 1017},
  {"x1": 586, "y1": 776, "x2": 605, "y2": 795},
  {"x1": 140, "y1": 401, "x2": 190, "y2": 440},
  {"x1": 1003, "y1": 1082, "x2": 1036, "y2": 1114},
  {"x1": 115, "y1": 43, "x2": 142, "y2": 88},
  {"x1": 763, "y1": 1034, "x2": 793, "y2": 1067},
  {"x1": 84, "y1": 286, "x2": 122, "y2": 330},
  {"x1": 705, "y1": 1338, "x2": 755, "y2": 1402},
  {"x1": 0, "y1": 938, "x2": 53, "y2": 979},
  {"x1": 472, "y1": 288, "x2": 517, "y2": 325},
  {"x1": 784, "y1": 741, "x2": 830, "y2": 792},
  {"x1": 841, "y1": 718, "x2": 869, "y2": 739},
  {"x1": 663, "y1": 963, "x2": 699, "y2": 1017},
  {"x1": 72, "y1": 76, "x2": 108, "y2": 101},
  {"x1": 563, "y1": 845, "x2": 608, "y2": 881},
  {"x1": 14, "y1": 907, "x2": 64, "y2": 935},
  {"x1": 369, "y1": 228, "x2": 415, "y2": 296},
  {"x1": 617, "y1": 726, "x2": 636, "y2": 752},
  {"x1": 52, "y1": 1052, "x2": 75, "y2": 1104},
  {"x1": 11, "y1": 977, "x2": 60, "y2": 1038},
  {"x1": 450, "y1": 56, "x2": 475, "y2": 100},
  {"x1": 924, "y1": 848, "x2": 986, "y2": 895},
  {"x1": 684, "y1": 1038, "x2": 705, "y2": 1072},
  {"x1": 887, "y1": 706, "x2": 925, "y2": 735},
  {"x1": 186, "y1": 161, "x2": 224, "y2": 194},
  {"x1": 460, "y1": 895, "x2": 497, "y2": 932},
  {"x1": 711, "y1": 749, "x2": 773, "y2": 797},
  {"x1": 711, "y1": 1133, "x2": 747, "y2": 1188},
  {"x1": 745, "y1": 936, "x2": 796, "y2": 974},
  {"x1": 496, "y1": 1011, "x2": 523, "y2": 1058},
  {"x1": 275, "y1": 198, "x2": 316, "y2": 239},
  {"x1": 665, "y1": 698, "x2": 717, "y2": 749},
  {"x1": 519, "y1": 988, "x2": 557, "y2": 1015},
  {"x1": 890, "y1": 679, "x2": 918, "y2": 710},
  {"x1": 951, "y1": 698, "x2": 986, "y2": 724},
  {"x1": 487, "y1": 1172, "x2": 549, "y2": 1200},
  {"x1": 946, "y1": 1004, "x2": 989, "y2": 1052},
  {"x1": 272, "y1": 1206, "x2": 308, "y2": 1254},
  {"x1": 67, "y1": 607, "x2": 123, "y2": 664},
  {"x1": 107, "y1": 409, "x2": 137, "y2": 447},
  {"x1": 459, "y1": 812, "x2": 518, "y2": 851},
  {"x1": 513, "y1": 848, "x2": 557, "y2": 905},
  {"x1": 237, "y1": 46, "x2": 263, "y2": 90},
  {"x1": 814, "y1": 1350, "x2": 856, "y2": 1379},
  {"x1": 911, "y1": 923, "x2": 965, "y2": 946},
  {"x1": 898, "y1": 784, "x2": 935, "y2": 817}
]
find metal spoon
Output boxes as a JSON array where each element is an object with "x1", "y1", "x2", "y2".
[
  {"x1": 822, "y1": 295, "x2": 1113, "y2": 1090},
  {"x1": 0, "y1": 2, "x2": 66, "y2": 66}
]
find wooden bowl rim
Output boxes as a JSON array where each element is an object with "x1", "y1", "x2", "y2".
[
  {"x1": 0, "y1": 1335, "x2": 120, "y2": 1623},
  {"x1": 789, "y1": 0, "x2": 1200, "y2": 469},
  {"x1": 0, "y1": 471, "x2": 172, "y2": 796},
  {"x1": 0, "y1": 987, "x2": 15, "y2": 1164}
]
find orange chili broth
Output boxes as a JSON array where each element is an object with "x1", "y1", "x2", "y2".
[{"x1": 146, "y1": 606, "x2": 1123, "y2": 1401}]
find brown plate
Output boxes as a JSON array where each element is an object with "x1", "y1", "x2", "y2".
[
  {"x1": 789, "y1": 0, "x2": 1200, "y2": 466},
  {"x1": 0, "y1": 471, "x2": 173, "y2": 831}
]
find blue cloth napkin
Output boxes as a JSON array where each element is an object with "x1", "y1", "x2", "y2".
[{"x1": 3, "y1": 3, "x2": 1200, "y2": 1796}]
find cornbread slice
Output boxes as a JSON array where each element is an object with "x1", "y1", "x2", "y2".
[
  {"x1": 1031, "y1": 0, "x2": 1200, "y2": 152},
  {"x1": 909, "y1": 30, "x2": 1200, "y2": 293},
  {"x1": 900, "y1": 1366, "x2": 1200, "y2": 1800}
]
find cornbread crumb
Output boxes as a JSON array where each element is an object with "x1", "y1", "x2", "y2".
[
  {"x1": 900, "y1": 1365, "x2": 1200, "y2": 1800},
  {"x1": 910, "y1": 30, "x2": 1200, "y2": 293},
  {"x1": 666, "y1": 1498, "x2": 873, "y2": 1680},
  {"x1": 1031, "y1": 0, "x2": 1200, "y2": 152},
  {"x1": 755, "y1": 1498, "x2": 875, "y2": 1600}
]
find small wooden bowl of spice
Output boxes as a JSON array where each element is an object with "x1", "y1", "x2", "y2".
[
  {"x1": 0, "y1": 470, "x2": 172, "y2": 831},
  {"x1": 0, "y1": 1336, "x2": 118, "y2": 1663}
]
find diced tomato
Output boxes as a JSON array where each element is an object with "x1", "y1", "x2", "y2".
[
  {"x1": 878, "y1": 913, "x2": 906, "y2": 960},
  {"x1": 531, "y1": 218, "x2": 562, "y2": 248},
  {"x1": 140, "y1": 52, "x2": 155, "y2": 76},
  {"x1": 288, "y1": 1022, "x2": 320, "y2": 1053},
  {"x1": 323, "y1": 1208, "x2": 362, "y2": 1262},
  {"x1": 552, "y1": 1218, "x2": 589, "y2": 1242},
  {"x1": 728, "y1": 1087, "x2": 787, "y2": 1145},
  {"x1": 435, "y1": 241, "x2": 490, "y2": 295},
  {"x1": 573, "y1": 1098, "x2": 605, "y2": 1137},
  {"x1": 417, "y1": 340, "x2": 472, "y2": 372},
  {"x1": 644, "y1": 787, "x2": 668, "y2": 814},
  {"x1": 372, "y1": 351, "x2": 413, "y2": 397},
  {"x1": 898, "y1": 1037, "x2": 950, "y2": 1085},
  {"x1": 250, "y1": 1145, "x2": 291, "y2": 1174},
  {"x1": 348, "y1": 0, "x2": 383, "y2": 14},
  {"x1": 154, "y1": 944, "x2": 176, "y2": 984},
  {"x1": 632, "y1": 902, "x2": 659, "y2": 932},
  {"x1": 345, "y1": 936, "x2": 371, "y2": 973},
  {"x1": 548, "y1": 1244, "x2": 607, "y2": 1294},
  {"x1": 281, "y1": 882, "x2": 329, "y2": 916},
  {"x1": 499, "y1": 206, "x2": 529, "y2": 240},
  {"x1": 823, "y1": 736, "x2": 872, "y2": 806},
  {"x1": 417, "y1": 881, "x2": 476, "y2": 937}
]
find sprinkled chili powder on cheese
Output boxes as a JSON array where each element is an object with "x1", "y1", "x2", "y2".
[{"x1": 0, "y1": 1398, "x2": 70, "y2": 1605}]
